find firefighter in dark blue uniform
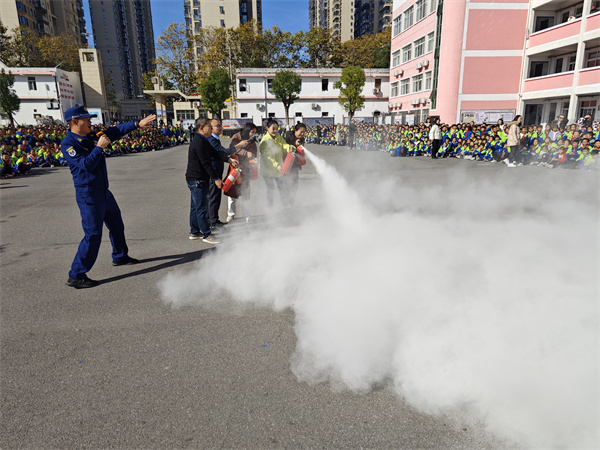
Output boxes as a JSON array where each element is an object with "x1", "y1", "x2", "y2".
[{"x1": 61, "y1": 106, "x2": 156, "y2": 288}]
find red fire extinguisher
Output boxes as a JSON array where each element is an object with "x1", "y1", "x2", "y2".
[
  {"x1": 222, "y1": 166, "x2": 241, "y2": 193},
  {"x1": 296, "y1": 146, "x2": 306, "y2": 166},
  {"x1": 281, "y1": 152, "x2": 295, "y2": 174},
  {"x1": 248, "y1": 158, "x2": 258, "y2": 180}
]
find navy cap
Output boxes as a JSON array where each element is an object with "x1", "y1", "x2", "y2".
[{"x1": 64, "y1": 106, "x2": 97, "y2": 122}]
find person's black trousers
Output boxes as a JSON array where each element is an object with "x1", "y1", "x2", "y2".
[
  {"x1": 431, "y1": 139, "x2": 441, "y2": 158},
  {"x1": 207, "y1": 163, "x2": 225, "y2": 225}
]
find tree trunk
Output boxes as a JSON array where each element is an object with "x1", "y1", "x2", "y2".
[{"x1": 285, "y1": 105, "x2": 289, "y2": 129}]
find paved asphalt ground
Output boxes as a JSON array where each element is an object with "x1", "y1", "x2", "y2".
[{"x1": 1, "y1": 142, "x2": 595, "y2": 448}]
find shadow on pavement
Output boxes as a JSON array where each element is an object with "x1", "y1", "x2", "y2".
[{"x1": 99, "y1": 248, "x2": 215, "y2": 284}]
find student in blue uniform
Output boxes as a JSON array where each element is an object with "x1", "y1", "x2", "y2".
[{"x1": 61, "y1": 106, "x2": 156, "y2": 289}]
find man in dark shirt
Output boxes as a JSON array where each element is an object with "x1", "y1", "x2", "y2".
[
  {"x1": 186, "y1": 118, "x2": 238, "y2": 244},
  {"x1": 348, "y1": 120, "x2": 357, "y2": 149},
  {"x1": 206, "y1": 118, "x2": 248, "y2": 228}
]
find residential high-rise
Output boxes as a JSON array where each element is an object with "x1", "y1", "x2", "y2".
[
  {"x1": 308, "y1": 0, "x2": 391, "y2": 41},
  {"x1": 309, "y1": 0, "x2": 355, "y2": 41},
  {"x1": 184, "y1": 0, "x2": 262, "y2": 57},
  {"x1": 0, "y1": 0, "x2": 87, "y2": 45},
  {"x1": 355, "y1": 0, "x2": 392, "y2": 37},
  {"x1": 88, "y1": 0, "x2": 156, "y2": 120}
]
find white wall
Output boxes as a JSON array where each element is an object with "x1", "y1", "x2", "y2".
[
  {"x1": 2, "y1": 66, "x2": 83, "y2": 125},
  {"x1": 236, "y1": 70, "x2": 390, "y2": 125}
]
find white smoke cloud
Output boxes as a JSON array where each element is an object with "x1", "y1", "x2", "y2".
[{"x1": 159, "y1": 149, "x2": 598, "y2": 447}]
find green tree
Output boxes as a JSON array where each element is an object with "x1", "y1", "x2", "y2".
[
  {"x1": 333, "y1": 66, "x2": 365, "y2": 121},
  {"x1": 198, "y1": 68, "x2": 232, "y2": 118},
  {"x1": 155, "y1": 23, "x2": 199, "y2": 94},
  {"x1": 271, "y1": 70, "x2": 301, "y2": 127},
  {"x1": 0, "y1": 69, "x2": 21, "y2": 126},
  {"x1": 303, "y1": 27, "x2": 341, "y2": 68},
  {"x1": 337, "y1": 29, "x2": 391, "y2": 69}
]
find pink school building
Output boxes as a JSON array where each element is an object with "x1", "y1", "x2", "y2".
[{"x1": 389, "y1": 0, "x2": 600, "y2": 125}]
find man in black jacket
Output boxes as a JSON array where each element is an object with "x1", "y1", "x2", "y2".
[
  {"x1": 207, "y1": 118, "x2": 248, "y2": 228},
  {"x1": 185, "y1": 118, "x2": 238, "y2": 244}
]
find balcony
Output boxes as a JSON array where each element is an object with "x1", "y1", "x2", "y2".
[
  {"x1": 586, "y1": 11, "x2": 600, "y2": 32},
  {"x1": 529, "y1": 19, "x2": 581, "y2": 49},
  {"x1": 578, "y1": 66, "x2": 600, "y2": 87},
  {"x1": 523, "y1": 72, "x2": 574, "y2": 93}
]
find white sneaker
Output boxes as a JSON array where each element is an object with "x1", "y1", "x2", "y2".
[
  {"x1": 202, "y1": 234, "x2": 220, "y2": 244},
  {"x1": 506, "y1": 162, "x2": 516, "y2": 168},
  {"x1": 517, "y1": 163, "x2": 523, "y2": 167},
  {"x1": 226, "y1": 215, "x2": 234, "y2": 222}
]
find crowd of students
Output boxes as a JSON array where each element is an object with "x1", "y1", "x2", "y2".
[
  {"x1": 0, "y1": 123, "x2": 187, "y2": 178},
  {"x1": 306, "y1": 118, "x2": 599, "y2": 171}
]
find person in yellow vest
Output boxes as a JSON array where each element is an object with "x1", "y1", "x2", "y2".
[{"x1": 259, "y1": 118, "x2": 296, "y2": 209}]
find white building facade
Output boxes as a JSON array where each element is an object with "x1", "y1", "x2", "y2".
[
  {"x1": 0, "y1": 62, "x2": 84, "y2": 126},
  {"x1": 236, "y1": 68, "x2": 390, "y2": 126}
]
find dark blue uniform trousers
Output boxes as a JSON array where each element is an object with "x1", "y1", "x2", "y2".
[{"x1": 69, "y1": 189, "x2": 128, "y2": 279}]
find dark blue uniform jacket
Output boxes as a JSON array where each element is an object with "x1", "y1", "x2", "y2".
[{"x1": 61, "y1": 122, "x2": 136, "y2": 193}]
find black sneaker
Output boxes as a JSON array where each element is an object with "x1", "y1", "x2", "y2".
[
  {"x1": 112, "y1": 256, "x2": 140, "y2": 266},
  {"x1": 66, "y1": 276, "x2": 100, "y2": 289},
  {"x1": 211, "y1": 221, "x2": 226, "y2": 228}
]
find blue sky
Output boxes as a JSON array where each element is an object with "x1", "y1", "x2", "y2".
[{"x1": 84, "y1": 0, "x2": 310, "y2": 47}]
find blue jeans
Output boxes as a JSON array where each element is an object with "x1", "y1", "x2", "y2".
[{"x1": 187, "y1": 180, "x2": 211, "y2": 237}]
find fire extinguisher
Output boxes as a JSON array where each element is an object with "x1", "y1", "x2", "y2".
[
  {"x1": 296, "y1": 146, "x2": 306, "y2": 166},
  {"x1": 222, "y1": 165, "x2": 241, "y2": 193},
  {"x1": 281, "y1": 152, "x2": 296, "y2": 174},
  {"x1": 248, "y1": 159, "x2": 258, "y2": 180}
]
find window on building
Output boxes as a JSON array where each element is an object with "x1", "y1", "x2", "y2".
[
  {"x1": 392, "y1": 50, "x2": 401, "y2": 67},
  {"x1": 414, "y1": 37, "x2": 425, "y2": 58},
  {"x1": 403, "y1": 6, "x2": 413, "y2": 29},
  {"x1": 586, "y1": 50, "x2": 600, "y2": 68},
  {"x1": 268, "y1": 112, "x2": 275, "y2": 118},
  {"x1": 176, "y1": 109, "x2": 195, "y2": 121},
  {"x1": 267, "y1": 78, "x2": 273, "y2": 91},
  {"x1": 534, "y1": 16, "x2": 554, "y2": 32},
  {"x1": 321, "y1": 112, "x2": 328, "y2": 117},
  {"x1": 241, "y1": 112, "x2": 248, "y2": 118},
  {"x1": 391, "y1": 81, "x2": 399, "y2": 97},
  {"x1": 567, "y1": 55, "x2": 576, "y2": 71},
  {"x1": 529, "y1": 61, "x2": 548, "y2": 78},
  {"x1": 27, "y1": 77, "x2": 37, "y2": 90},
  {"x1": 555, "y1": 57, "x2": 563, "y2": 73},
  {"x1": 220, "y1": 19, "x2": 225, "y2": 27},
  {"x1": 220, "y1": 6, "x2": 224, "y2": 14},
  {"x1": 425, "y1": 71, "x2": 432, "y2": 90},
  {"x1": 402, "y1": 44, "x2": 412, "y2": 63},
  {"x1": 400, "y1": 78, "x2": 410, "y2": 95},
  {"x1": 430, "y1": 0, "x2": 437, "y2": 13},
  {"x1": 579, "y1": 99, "x2": 597, "y2": 119},
  {"x1": 393, "y1": 15, "x2": 401, "y2": 36},
  {"x1": 322, "y1": 78, "x2": 328, "y2": 91},
  {"x1": 412, "y1": 74, "x2": 423, "y2": 92},
  {"x1": 375, "y1": 78, "x2": 382, "y2": 90},
  {"x1": 239, "y1": 78, "x2": 247, "y2": 92},
  {"x1": 416, "y1": 0, "x2": 428, "y2": 21},
  {"x1": 427, "y1": 32, "x2": 434, "y2": 52}
]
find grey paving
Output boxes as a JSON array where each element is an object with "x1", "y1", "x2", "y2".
[{"x1": 3, "y1": 142, "x2": 593, "y2": 448}]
